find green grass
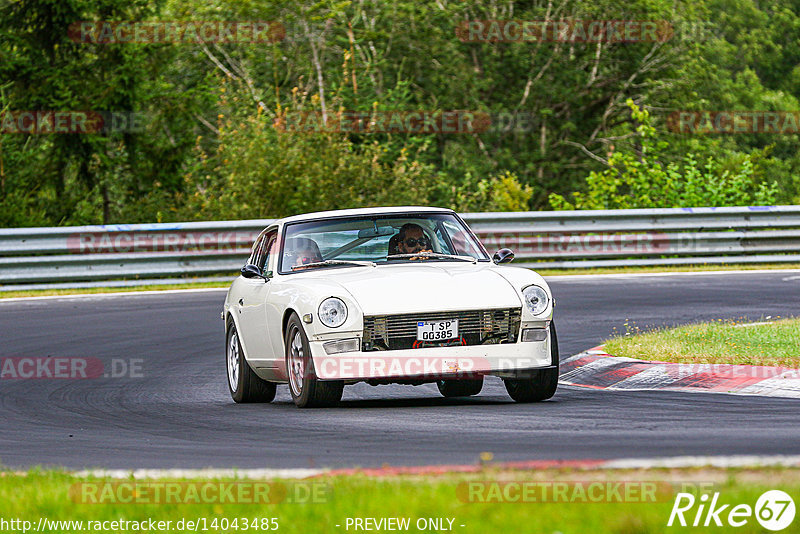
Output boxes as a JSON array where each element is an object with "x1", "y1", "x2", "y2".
[
  {"x1": 604, "y1": 317, "x2": 800, "y2": 367},
  {"x1": 0, "y1": 281, "x2": 229, "y2": 299},
  {"x1": 536, "y1": 262, "x2": 800, "y2": 277},
  {"x1": 2, "y1": 467, "x2": 799, "y2": 533}
]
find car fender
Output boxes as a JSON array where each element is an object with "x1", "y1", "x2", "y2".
[
  {"x1": 490, "y1": 265, "x2": 554, "y2": 321},
  {"x1": 267, "y1": 277, "x2": 365, "y2": 357}
]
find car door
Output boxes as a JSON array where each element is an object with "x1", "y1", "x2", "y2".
[{"x1": 237, "y1": 231, "x2": 276, "y2": 369}]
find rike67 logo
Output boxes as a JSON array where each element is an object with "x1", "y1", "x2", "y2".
[{"x1": 668, "y1": 490, "x2": 795, "y2": 530}]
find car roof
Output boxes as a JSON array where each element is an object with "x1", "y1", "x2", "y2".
[{"x1": 275, "y1": 206, "x2": 455, "y2": 226}]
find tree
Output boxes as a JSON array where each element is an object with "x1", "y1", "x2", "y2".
[{"x1": 549, "y1": 100, "x2": 778, "y2": 209}]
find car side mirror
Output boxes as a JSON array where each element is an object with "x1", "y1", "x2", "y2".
[
  {"x1": 492, "y1": 248, "x2": 515, "y2": 264},
  {"x1": 241, "y1": 264, "x2": 267, "y2": 281}
]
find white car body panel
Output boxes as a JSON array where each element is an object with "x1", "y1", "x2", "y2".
[
  {"x1": 235, "y1": 279, "x2": 273, "y2": 363},
  {"x1": 310, "y1": 338, "x2": 552, "y2": 381},
  {"x1": 293, "y1": 263, "x2": 522, "y2": 315},
  {"x1": 223, "y1": 207, "x2": 555, "y2": 383}
]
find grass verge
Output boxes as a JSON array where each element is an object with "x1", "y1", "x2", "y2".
[
  {"x1": 535, "y1": 262, "x2": 800, "y2": 277},
  {"x1": 0, "y1": 282, "x2": 229, "y2": 299},
  {"x1": 604, "y1": 317, "x2": 800, "y2": 367},
  {"x1": 1, "y1": 466, "x2": 798, "y2": 533}
]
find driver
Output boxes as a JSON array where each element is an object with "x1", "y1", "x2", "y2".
[{"x1": 395, "y1": 223, "x2": 432, "y2": 257}]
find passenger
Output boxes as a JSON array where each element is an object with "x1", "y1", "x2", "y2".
[{"x1": 287, "y1": 238, "x2": 322, "y2": 269}]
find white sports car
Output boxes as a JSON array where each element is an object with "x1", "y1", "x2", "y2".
[{"x1": 223, "y1": 206, "x2": 558, "y2": 408}]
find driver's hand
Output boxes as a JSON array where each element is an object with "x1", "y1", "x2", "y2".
[
  {"x1": 291, "y1": 254, "x2": 318, "y2": 270},
  {"x1": 409, "y1": 248, "x2": 433, "y2": 260}
]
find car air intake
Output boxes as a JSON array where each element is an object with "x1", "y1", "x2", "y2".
[{"x1": 362, "y1": 308, "x2": 521, "y2": 351}]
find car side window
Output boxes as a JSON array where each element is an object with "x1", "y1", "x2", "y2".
[
  {"x1": 259, "y1": 233, "x2": 277, "y2": 274},
  {"x1": 247, "y1": 231, "x2": 278, "y2": 278},
  {"x1": 250, "y1": 232, "x2": 275, "y2": 270},
  {"x1": 249, "y1": 235, "x2": 266, "y2": 267}
]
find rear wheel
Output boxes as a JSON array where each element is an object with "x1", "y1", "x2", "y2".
[
  {"x1": 285, "y1": 313, "x2": 344, "y2": 408},
  {"x1": 227, "y1": 321, "x2": 276, "y2": 403},
  {"x1": 503, "y1": 321, "x2": 559, "y2": 402},
  {"x1": 437, "y1": 378, "x2": 484, "y2": 397}
]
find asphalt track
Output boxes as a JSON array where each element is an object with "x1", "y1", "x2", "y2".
[{"x1": 1, "y1": 271, "x2": 799, "y2": 470}]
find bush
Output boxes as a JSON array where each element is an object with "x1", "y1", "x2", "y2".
[
  {"x1": 181, "y1": 97, "x2": 439, "y2": 220},
  {"x1": 549, "y1": 100, "x2": 778, "y2": 210}
]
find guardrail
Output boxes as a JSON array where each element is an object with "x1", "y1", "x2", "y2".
[{"x1": 1, "y1": 206, "x2": 799, "y2": 287}]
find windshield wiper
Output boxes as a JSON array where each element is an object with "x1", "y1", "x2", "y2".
[
  {"x1": 386, "y1": 252, "x2": 476, "y2": 263},
  {"x1": 291, "y1": 259, "x2": 376, "y2": 271}
]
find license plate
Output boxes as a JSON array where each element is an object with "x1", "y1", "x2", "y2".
[{"x1": 416, "y1": 319, "x2": 458, "y2": 341}]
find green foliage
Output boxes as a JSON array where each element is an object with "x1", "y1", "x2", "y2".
[
  {"x1": 177, "y1": 82, "x2": 438, "y2": 219},
  {"x1": 4, "y1": 469, "x2": 800, "y2": 534},
  {"x1": 445, "y1": 171, "x2": 533, "y2": 213},
  {"x1": 0, "y1": 0, "x2": 797, "y2": 226},
  {"x1": 0, "y1": 0, "x2": 209, "y2": 225},
  {"x1": 549, "y1": 101, "x2": 778, "y2": 209}
]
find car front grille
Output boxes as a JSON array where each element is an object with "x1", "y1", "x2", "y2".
[{"x1": 362, "y1": 308, "x2": 522, "y2": 351}]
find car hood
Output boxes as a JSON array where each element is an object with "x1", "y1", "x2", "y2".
[{"x1": 302, "y1": 263, "x2": 522, "y2": 315}]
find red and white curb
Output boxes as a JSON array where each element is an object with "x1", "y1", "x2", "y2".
[
  {"x1": 34, "y1": 455, "x2": 799, "y2": 479},
  {"x1": 560, "y1": 347, "x2": 800, "y2": 399},
  {"x1": 322, "y1": 455, "x2": 800, "y2": 477}
]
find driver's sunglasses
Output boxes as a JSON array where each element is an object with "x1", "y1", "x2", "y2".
[{"x1": 404, "y1": 237, "x2": 430, "y2": 248}]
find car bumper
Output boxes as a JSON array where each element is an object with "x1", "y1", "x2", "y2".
[{"x1": 309, "y1": 337, "x2": 552, "y2": 381}]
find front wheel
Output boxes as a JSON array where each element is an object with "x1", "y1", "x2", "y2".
[
  {"x1": 503, "y1": 321, "x2": 559, "y2": 402},
  {"x1": 285, "y1": 313, "x2": 344, "y2": 408},
  {"x1": 227, "y1": 321, "x2": 277, "y2": 403}
]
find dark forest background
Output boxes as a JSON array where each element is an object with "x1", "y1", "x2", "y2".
[{"x1": 1, "y1": 0, "x2": 799, "y2": 226}]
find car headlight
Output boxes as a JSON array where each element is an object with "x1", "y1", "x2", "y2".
[
  {"x1": 522, "y1": 285, "x2": 549, "y2": 315},
  {"x1": 318, "y1": 297, "x2": 348, "y2": 328}
]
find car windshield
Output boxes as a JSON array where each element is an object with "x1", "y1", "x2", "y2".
[{"x1": 278, "y1": 212, "x2": 489, "y2": 273}]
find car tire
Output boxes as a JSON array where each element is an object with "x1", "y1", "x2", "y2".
[
  {"x1": 285, "y1": 313, "x2": 344, "y2": 408},
  {"x1": 227, "y1": 321, "x2": 277, "y2": 403},
  {"x1": 437, "y1": 378, "x2": 483, "y2": 397},
  {"x1": 503, "y1": 321, "x2": 559, "y2": 403}
]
